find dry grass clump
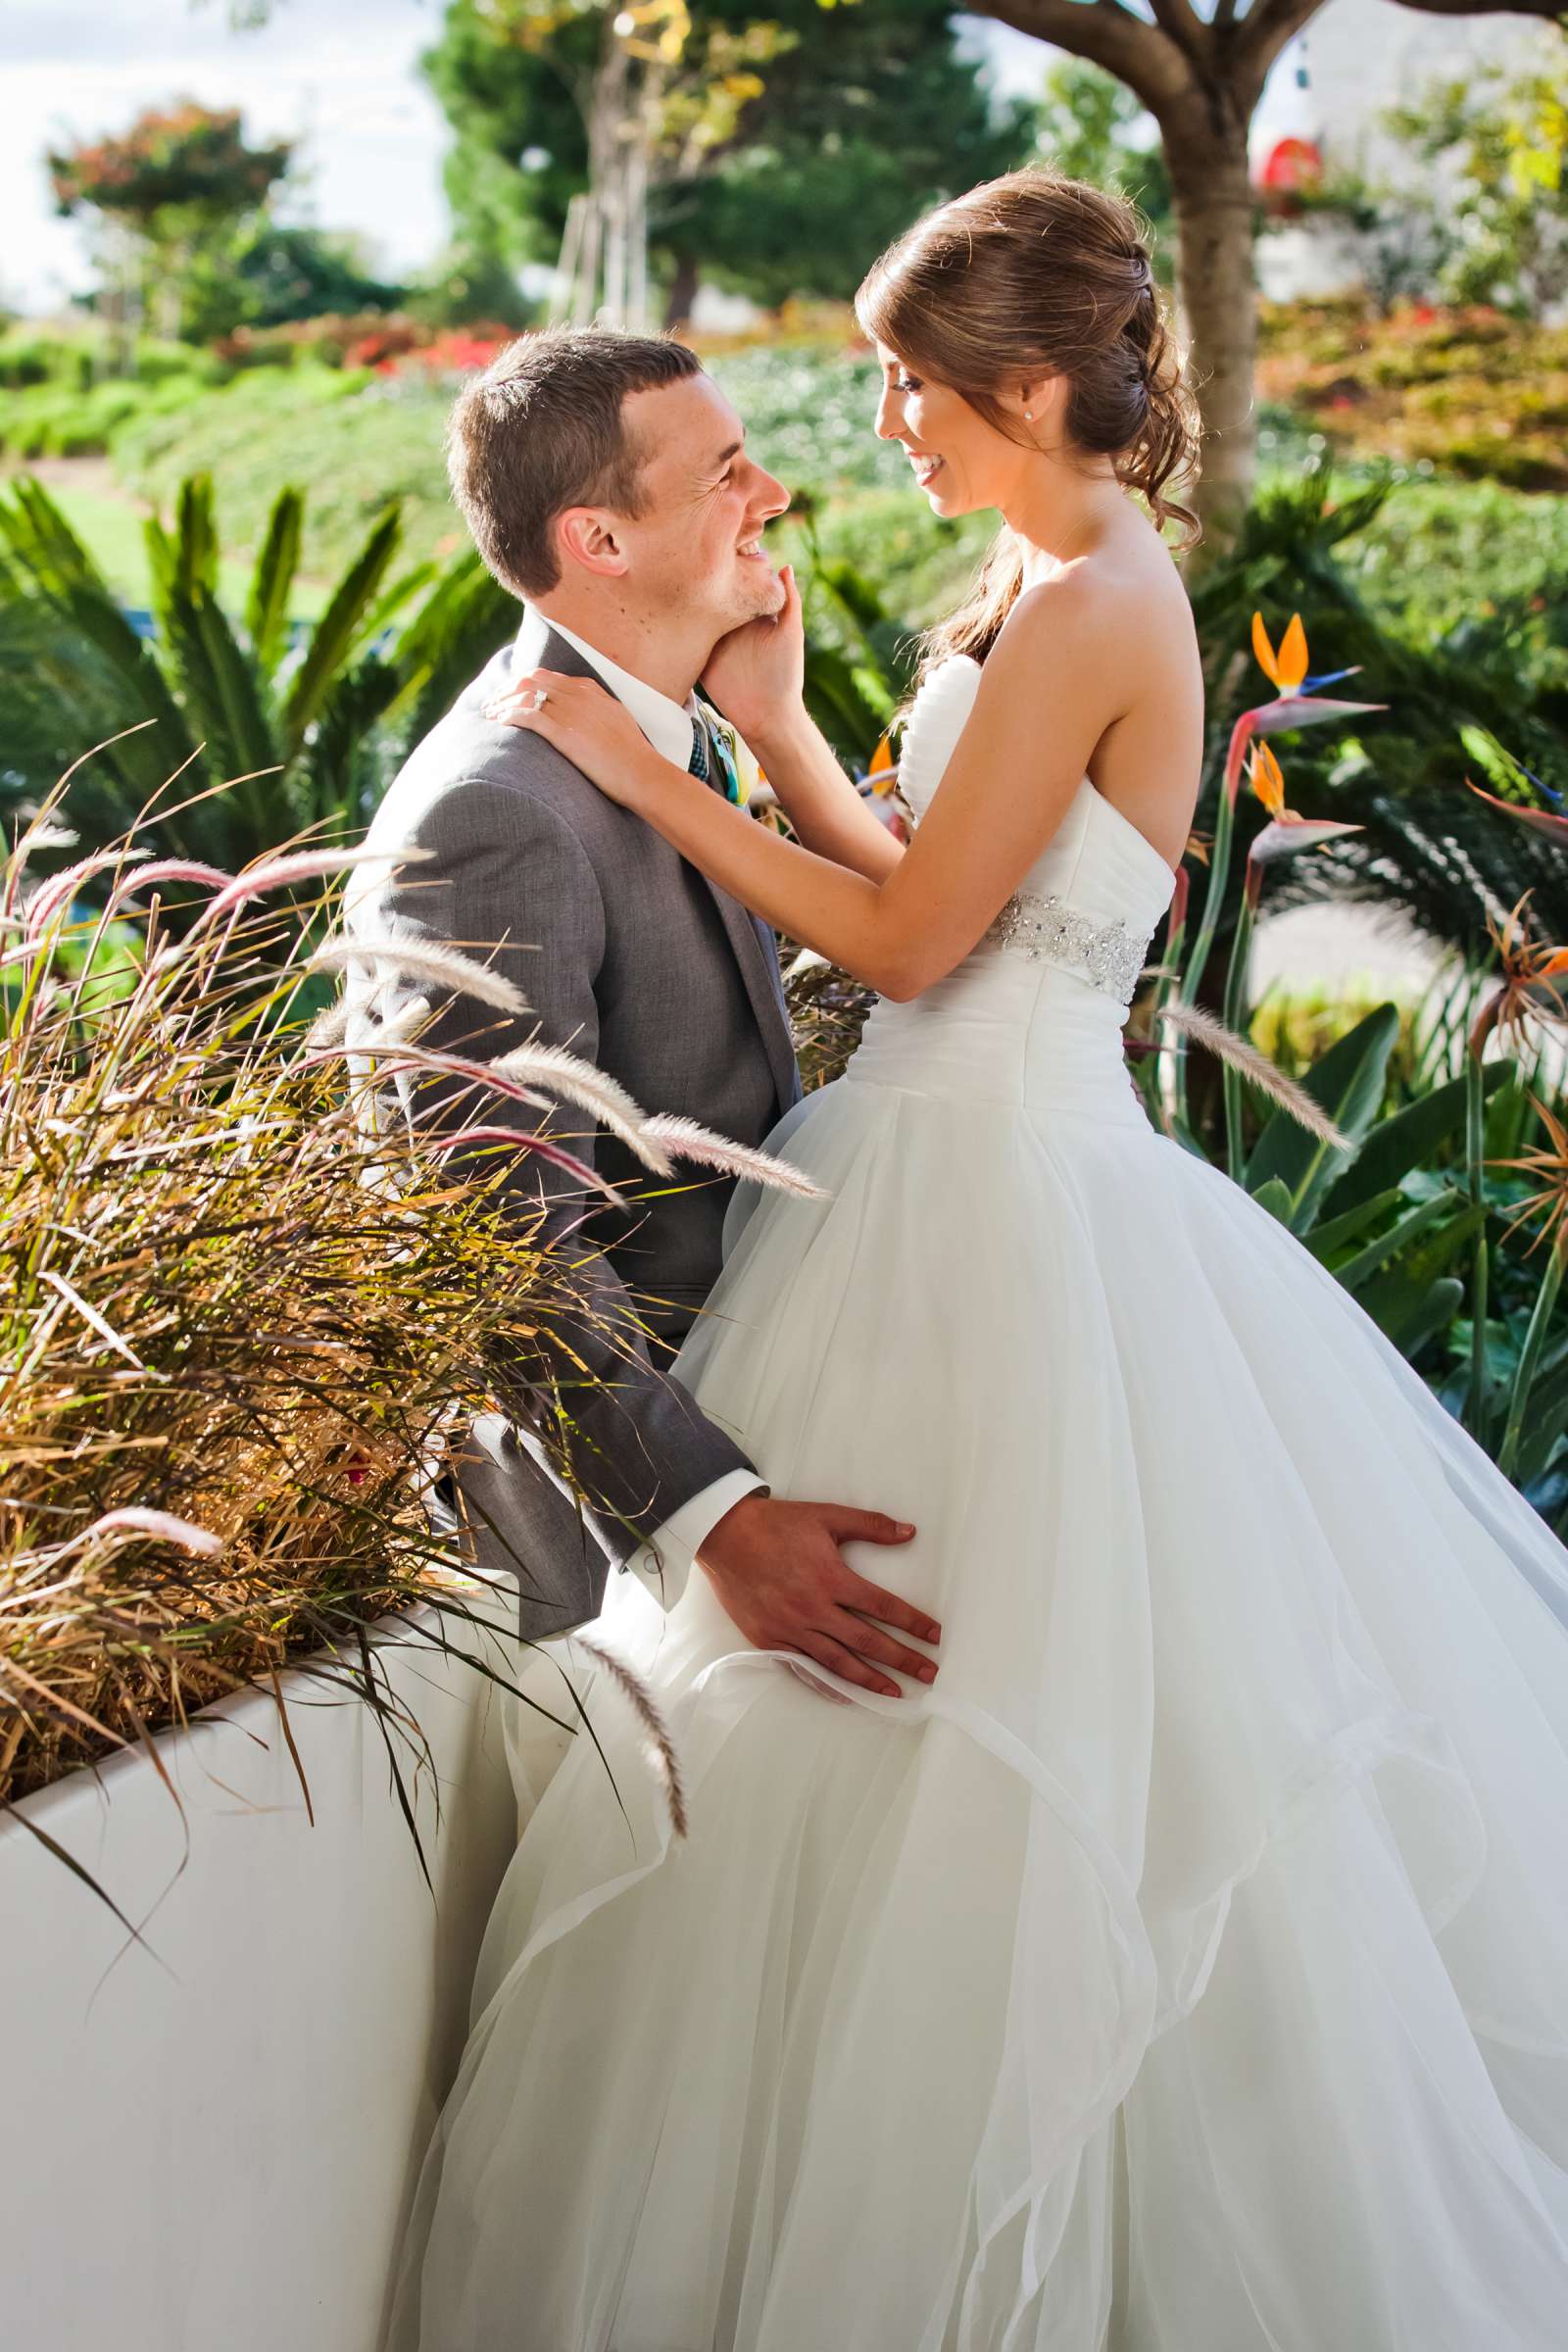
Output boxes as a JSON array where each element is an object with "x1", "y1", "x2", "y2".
[
  {"x1": 2, "y1": 840, "x2": 575, "y2": 1845},
  {"x1": 2, "y1": 772, "x2": 820, "y2": 1899}
]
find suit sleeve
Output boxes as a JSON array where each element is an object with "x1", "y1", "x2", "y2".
[{"x1": 352, "y1": 773, "x2": 760, "y2": 1578}]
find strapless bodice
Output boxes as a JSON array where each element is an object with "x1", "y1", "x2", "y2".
[
  {"x1": 844, "y1": 654, "x2": 1176, "y2": 1125},
  {"x1": 895, "y1": 653, "x2": 1176, "y2": 962}
]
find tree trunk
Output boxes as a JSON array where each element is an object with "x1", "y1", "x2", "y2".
[
  {"x1": 626, "y1": 140, "x2": 651, "y2": 330},
  {"x1": 1164, "y1": 125, "x2": 1260, "y2": 555},
  {"x1": 961, "y1": 0, "x2": 1291, "y2": 558},
  {"x1": 663, "y1": 250, "x2": 700, "y2": 332}
]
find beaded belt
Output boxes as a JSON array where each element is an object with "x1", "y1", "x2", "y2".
[{"x1": 982, "y1": 891, "x2": 1152, "y2": 1007}]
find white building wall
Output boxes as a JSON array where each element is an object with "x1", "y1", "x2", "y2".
[{"x1": 1253, "y1": 0, "x2": 1558, "y2": 301}]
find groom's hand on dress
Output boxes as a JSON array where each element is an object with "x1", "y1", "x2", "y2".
[{"x1": 696, "y1": 1494, "x2": 940, "y2": 1699}]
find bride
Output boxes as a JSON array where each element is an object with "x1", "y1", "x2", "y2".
[{"x1": 386, "y1": 170, "x2": 1568, "y2": 2349}]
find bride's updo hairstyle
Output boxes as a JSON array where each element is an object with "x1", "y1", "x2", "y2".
[{"x1": 855, "y1": 168, "x2": 1200, "y2": 680}]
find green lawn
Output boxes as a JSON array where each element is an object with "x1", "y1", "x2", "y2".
[{"x1": 39, "y1": 479, "x2": 154, "y2": 602}]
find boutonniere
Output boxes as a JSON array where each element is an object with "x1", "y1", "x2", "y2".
[{"x1": 710, "y1": 714, "x2": 763, "y2": 809}]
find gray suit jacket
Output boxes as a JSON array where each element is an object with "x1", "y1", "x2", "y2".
[{"x1": 346, "y1": 627, "x2": 801, "y2": 1642}]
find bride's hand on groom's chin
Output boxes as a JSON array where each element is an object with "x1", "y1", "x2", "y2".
[
  {"x1": 700, "y1": 563, "x2": 807, "y2": 749},
  {"x1": 481, "y1": 668, "x2": 663, "y2": 809},
  {"x1": 696, "y1": 1491, "x2": 941, "y2": 1702}
]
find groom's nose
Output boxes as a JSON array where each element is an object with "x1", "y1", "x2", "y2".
[{"x1": 748, "y1": 463, "x2": 789, "y2": 523}]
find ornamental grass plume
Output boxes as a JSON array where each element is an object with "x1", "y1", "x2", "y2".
[
  {"x1": 1, "y1": 775, "x2": 816, "y2": 1904},
  {"x1": 1155, "y1": 1000, "x2": 1350, "y2": 1152}
]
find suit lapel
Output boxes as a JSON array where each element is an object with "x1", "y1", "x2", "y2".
[
  {"x1": 535, "y1": 629, "x2": 800, "y2": 1115},
  {"x1": 702, "y1": 869, "x2": 801, "y2": 1116}
]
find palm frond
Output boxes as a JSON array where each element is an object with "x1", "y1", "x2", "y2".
[
  {"x1": 280, "y1": 505, "x2": 404, "y2": 758},
  {"x1": 245, "y1": 485, "x2": 304, "y2": 681},
  {"x1": 0, "y1": 477, "x2": 195, "y2": 804},
  {"x1": 383, "y1": 551, "x2": 515, "y2": 748}
]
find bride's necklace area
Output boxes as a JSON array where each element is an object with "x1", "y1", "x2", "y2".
[
  {"x1": 1020, "y1": 502, "x2": 1102, "y2": 586},
  {"x1": 1011, "y1": 420, "x2": 1122, "y2": 581}
]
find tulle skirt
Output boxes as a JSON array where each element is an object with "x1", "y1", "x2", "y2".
[{"x1": 386, "y1": 963, "x2": 1568, "y2": 2350}]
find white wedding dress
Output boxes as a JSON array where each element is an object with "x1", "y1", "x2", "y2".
[{"x1": 387, "y1": 655, "x2": 1568, "y2": 2351}]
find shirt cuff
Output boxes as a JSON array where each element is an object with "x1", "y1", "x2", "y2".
[{"x1": 622, "y1": 1469, "x2": 768, "y2": 1614}]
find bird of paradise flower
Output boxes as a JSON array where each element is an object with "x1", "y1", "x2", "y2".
[
  {"x1": 1157, "y1": 609, "x2": 1567, "y2": 1477},
  {"x1": 1206, "y1": 732, "x2": 1365, "y2": 1175},
  {"x1": 1169, "y1": 611, "x2": 1382, "y2": 1131}
]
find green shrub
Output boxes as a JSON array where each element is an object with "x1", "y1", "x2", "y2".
[
  {"x1": 1445, "y1": 436, "x2": 1565, "y2": 491},
  {"x1": 132, "y1": 340, "x2": 230, "y2": 389},
  {"x1": 1342, "y1": 475, "x2": 1568, "y2": 670},
  {"x1": 1256, "y1": 300, "x2": 1568, "y2": 490},
  {"x1": 47, "y1": 421, "x2": 114, "y2": 460},
  {"x1": 705, "y1": 347, "x2": 908, "y2": 498},
  {"x1": 0, "y1": 337, "x2": 74, "y2": 390},
  {"x1": 111, "y1": 368, "x2": 438, "y2": 575}
]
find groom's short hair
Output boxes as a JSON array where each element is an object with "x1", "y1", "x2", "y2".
[{"x1": 447, "y1": 325, "x2": 704, "y2": 599}]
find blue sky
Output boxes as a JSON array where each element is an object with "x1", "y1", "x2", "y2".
[{"x1": 3, "y1": 0, "x2": 453, "y2": 312}]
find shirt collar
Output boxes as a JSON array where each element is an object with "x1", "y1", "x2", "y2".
[{"x1": 515, "y1": 607, "x2": 702, "y2": 772}]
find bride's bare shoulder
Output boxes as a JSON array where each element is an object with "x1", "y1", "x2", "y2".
[
  {"x1": 1001, "y1": 523, "x2": 1196, "y2": 689},
  {"x1": 981, "y1": 519, "x2": 1203, "y2": 858}
]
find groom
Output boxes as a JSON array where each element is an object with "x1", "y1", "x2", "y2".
[{"x1": 348, "y1": 325, "x2": 936, "y2": 1697}]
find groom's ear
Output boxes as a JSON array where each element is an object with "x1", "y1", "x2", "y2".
[{"x1": 556, "y1": 507, "x2": 630, "y2": 581}]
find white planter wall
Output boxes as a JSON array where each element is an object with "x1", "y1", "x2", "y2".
[{"x1": 3, "y1": 1589, "x2": 530, "y2": 2352}]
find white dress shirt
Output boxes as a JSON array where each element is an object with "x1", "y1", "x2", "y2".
[{"x1": 515, "y1": 606, "x2": 769, "y2": 1611}]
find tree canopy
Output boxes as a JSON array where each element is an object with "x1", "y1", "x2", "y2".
[
  {"x1": 49, "y1": 101, "x2": 291, "y2": 232},
  {"x1": 48, "y1": 101, "x2": 296, "y2": 342},
  {"x1": 422, "y1": 0, "x2": 1036, "y2": 322}
]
